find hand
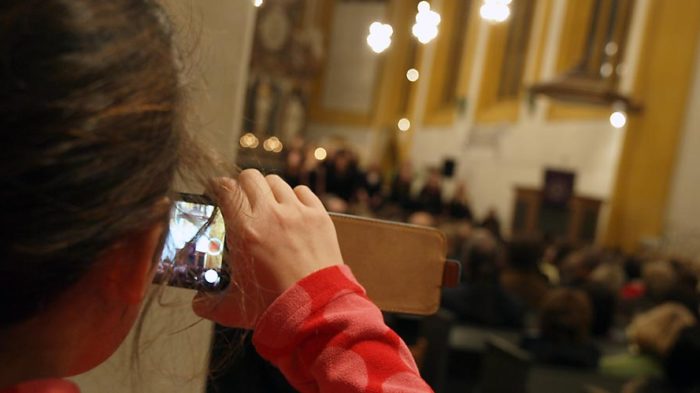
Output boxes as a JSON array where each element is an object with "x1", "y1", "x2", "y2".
[{"x1": 192, "y1": 169, "x2": 344, "y2": 328}]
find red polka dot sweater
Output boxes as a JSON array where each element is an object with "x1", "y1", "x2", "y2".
[
  {"x1": 254, "y1": 265, "x2": 433, "y2": 392},
  {"x1": 1, "y1": 265, "x2": 433, "y2": 393}
]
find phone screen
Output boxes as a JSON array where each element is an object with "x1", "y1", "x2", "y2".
[{"x1": 154, "y1": 194, "x2": 229, "y2": 291}]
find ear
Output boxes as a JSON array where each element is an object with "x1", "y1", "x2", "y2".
[{"x1": 99, "y1": 221, "x2": 167, "y2": 305}]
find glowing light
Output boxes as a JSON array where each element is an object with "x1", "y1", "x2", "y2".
[
  {"x1": 263, "y1": 136, "x2": 283, "y2": 153},
  {"x1": 253, "y1": 0, "x2": 263, "y2": 7},
  {"x1": 398, "y1": 118, "x2": 411, "y2": 132},
  {"x1": 406, "y1": 68, "x2": 420, "y2": 82},
  {"x1": 610, "y1": 111, "x2": 627, "y2": 129},
  {"x1": 204, "y1": 269, "x2": 220, "y2": 284},
  {"x1": 412, "y1": 2, "x2": 441, "y2": 44},
  {"x1": 600, "y1": 62, "x2": 613, "y2": 78},
  {"x1": 480, "y1": 0, "x2": 511, "y2": 23},
  {"x1": 367, "y1": 22, "x2": 393, "y2": 54},
  {"x1": 239, "y1": 132, "x2": 259, "y2": 149},
  {"x1": 314, "y1": 147, "x2": 328, "y2": 161},
  {"x1": 605, "y1": 42, "x2": 619, "y2": 56}
]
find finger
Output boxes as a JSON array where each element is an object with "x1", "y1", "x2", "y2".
[
  {"x1": 192, "y1": 287, "x2": 254, "y2": 329},
  {"x1": 294, "y1": 185, "x2": 325, "y2": 209},
  {"x1": 238, "y1": 169, "x2": 275, "y2": 211},
  {"x1": 210, "y1": 177, "x2": 252, "y2": 225},
  {"x1": 266, "y1": 174, "x2": 298, "y2": 204}
]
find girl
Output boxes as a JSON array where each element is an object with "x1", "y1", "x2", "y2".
[{"x1": 0, "y1": 1, "x2": 432, "y2": 392}]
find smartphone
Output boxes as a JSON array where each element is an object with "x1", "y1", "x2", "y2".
[{"x1": 154, "y1": 193, "x2": 229, "y2": 291}]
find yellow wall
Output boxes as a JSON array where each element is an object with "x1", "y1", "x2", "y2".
[{"x1": 603, "y1": 0, "x2": 700, "y2": 251}]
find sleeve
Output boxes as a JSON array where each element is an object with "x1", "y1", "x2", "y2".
[{"x1": 252, "y1": 265, "x2": 434, "y2": 393}]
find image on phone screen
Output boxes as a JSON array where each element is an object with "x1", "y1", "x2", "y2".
[{"x1": 154, "y1": 194, "x2": 229, "y2": 291}]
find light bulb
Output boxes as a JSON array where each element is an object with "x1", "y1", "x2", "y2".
[
  {"x1": 314, "y1": 147, "x2": 328, "y2": 161},
  {"x1": 610, "y1": 111, "x2": 627, "y2": 129},
  {"x1": 367, "y1": 22, "x2": 393, "y2": 53},
  {"x1": 480, "y1": 2, "x2": 510, "y2": 23},
  {"x1": 398, "y1": 118, "x2": 411, "y2": 132},
  {"x1": 406, "y1": 68, "x2": 420, "y2": 82}
]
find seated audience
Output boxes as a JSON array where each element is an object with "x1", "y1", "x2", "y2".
[
  {"x1": 416, "y1": 167, "x2": 444, "y2": 216},
  {"x1": 446, "y1": 181, "x2": 474, "y2": 222},
  {"x1": 480, "y1": 208, "x2": 503, "y2": 241},
  {"x1": 408, "y1": 211, "x2": 437, "y2": 228},
  {"x1": 582, "y1": 280, "x2": 618, "y2": 338},
  {"x1": 324, "y1": 148, "x2": 360, "y2": 202},
  {"x1": 521, "y1": 288, "x2": 601, "y2": 369},
  {"x1": 281, "y1": 148, "x2": 306, "y2": 188},
  {"x1": 586, "y1": 257, "x2": 625, "y2": 337},
  {"x1": 389, "y1": 160, "x2": 416, "y2": 211},
  {"x1": 500, "y1": 238, "x2": 550, "y2": 310},
  {"x1": 604, "y1": 303, "x2": 695, "y2": 378},
  {"x1": 441, "y1": 230, "x2": 525, "y2": 328},
  {"x1": 357, "y1": 163, "x2": 385, "y2": 211}
]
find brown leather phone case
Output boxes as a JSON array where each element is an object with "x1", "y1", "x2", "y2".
[{"x1": 331, "y1": 213, "x2": 460, "y2": 315}]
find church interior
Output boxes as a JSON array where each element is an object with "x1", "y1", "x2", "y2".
[{"x1": 71, "y1": 0, "x2": 700, "y2": 392}]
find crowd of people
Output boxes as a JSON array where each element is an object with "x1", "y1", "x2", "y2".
[
  {"x1": 441, "y1": 231, "x2": 700, "y2": 392},
  {"x1": 276, "y1": 140, "x2": 700, "y2": 393},
  {"x1": 277, "y1": 139, "x2": 501, "y2": 232}
]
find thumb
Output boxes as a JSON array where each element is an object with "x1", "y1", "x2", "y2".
[{"x1": 191, "y1": 288, "x2": 255, "y2": 329}]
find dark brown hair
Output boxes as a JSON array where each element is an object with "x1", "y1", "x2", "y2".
[
  {"x1": 540, "y1": 288, "x2": 593, "y2": 344},
  {"x1": 0, "y1": 0, "x2": 187, "y2": 327}
]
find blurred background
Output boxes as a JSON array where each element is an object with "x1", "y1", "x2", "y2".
[
  {"x1": 224, "y1": 0, "x2": 700, "y2": 392},
  {"x1": 75, "y1": 1, "x2": 700, "y2": 392}
]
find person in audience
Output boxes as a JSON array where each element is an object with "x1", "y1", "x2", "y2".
[
  {"x1": 303, "y1": 144, "x2": 324, "y2": 194},
  {"x1": 281, "y1": 148, "x2": 306, "y2": 188},
  {"x1": 416, "y1": 168, "x2": 444, "y2": 216},
  {"x1": 446, "y1": 180, "x2": 474, "y2": 222},
  {"x1": 324, "y1": 148, "x2": 360, "y2": 202},
  {"x1": 643, "y1": 260, "x2": 678, "y2": 303},
  {"x1": 601, "y1": 303, "x2": 697, "y2": 384},
  {"x1": 582, "y1": 280, "x2": 618, "y2": 338},
  {"x1": 539, "y1": 242, "x2": 561, "y2": 285},
  {"x1": 389, "y1": 160, "x2": 416, "y2": 211},
  {"x1": 521, "y1": 288, "x2": 601, "y2": 369},
  {"x1": 0, "y1": 2, "x2": 433, "y2": 392},
  {"x1": 408, "y1": 211, "x2": 437, "y2": 228},
  {"x1": 441, "y1": 230, "x2": 525, "y2": 328},
  {"x1": 480, "y1": 208, "x2": 503, "y2": 241},
  {"x1": 559, "y1": 247, "x2": 601, "y2": 287},
  {"x1": 584, "y1": 256, "x2": 625, "y2": 337},
  {"x1": 357, "y1": 163, "x2": 385, "y2": 212},
  {"x1": 500, "y1": 238, "x2": 550, "y2": 310}
]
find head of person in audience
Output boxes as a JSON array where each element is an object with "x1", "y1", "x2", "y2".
[
  {"x1": 506, "y1": 237, "x2": 544, "y2": 273},
  {"x1": 559, "y1": 248, "x2": 601, "y2": 286},
  {"x1": 627, "y1": 302, "x2": 696, "y2": 358},
  {"x1": 642, "y1": 260, "x2": 678, "y2": 301},
  {"x1": 452, "y1": 180, "x2": 469, "y2": 202},
  {"x1": 424, "y1": 167, "x2": 442, "y2": 192},
  {"x1": 323, "y1": 195, "x2": 349, "y2": 213},
  {"x1": 365, "y1": 162, "x2": 382, "y2": 181},
  {"x1": 284, "y1": 148, "x2": 304, "y2": 174},
  {"x1": 332, "y1": 148, "x2": 356, "y2": 174},
  {"x1": 540, "y1": 288, "x2": 594, "y2": 344},
  {"x1": 463, "y1": 229, "x2": 500, "y2": 282},
  {"x1": 590, "y1": 259, "x2": 626, "y2": 294},
  {"x1": 542, "y1": 241, "x2": 575, "y2": 269},
  {"x1": 398, "y1": 160, "x2": 414, "y2": 182},
  {"x1": 408, "y1": 211, "x2": 436, "y2": 227}
]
